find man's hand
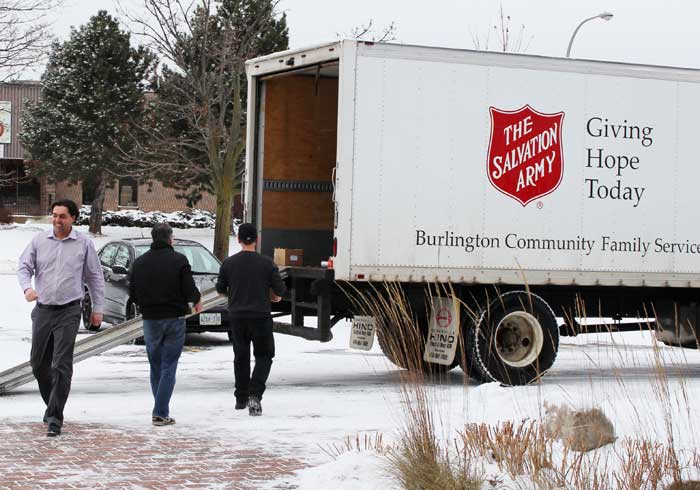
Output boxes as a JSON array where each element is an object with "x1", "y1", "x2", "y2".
[
  {"x1": 194, "y1": 301, "x2": 203, "y2": 313},
  {"x1": 90, "y1": 312, "x2": 103, "y2": 328},
  {"x1": 270, "y1": 289, "x2": 282, "y2": 303},
  {"x1": 24, "y1": 288, "x2": 38, "y2": 302}
]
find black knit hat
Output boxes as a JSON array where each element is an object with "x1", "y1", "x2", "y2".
[{"x1": 237, "y1": 223, "x2": 257, "y2": 244}]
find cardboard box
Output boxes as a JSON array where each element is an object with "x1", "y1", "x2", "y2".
[{"x1": 274, "y1": 248, "x2": 304, "y2": 267}]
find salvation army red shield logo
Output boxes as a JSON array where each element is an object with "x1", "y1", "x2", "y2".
[{"x1": 487, "y1": 105, "x2": 564, "y2": 206}]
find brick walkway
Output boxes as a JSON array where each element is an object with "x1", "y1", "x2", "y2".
[{"x1": 0, "y1": 422, "x2": 305, "y2": 490}]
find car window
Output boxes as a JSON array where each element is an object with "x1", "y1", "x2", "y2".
[
  {"x1": 173, "y1": 245, "x2": 220, "y2": 274},
  {"x1": 100, "y1": 244, "x2": 119, "y2": 267},
  {"x1": 132, "y1": 243, "x2": 220, "y2": 274},
  {"x1": 175, "y1": 245, "x2": 194, "y2": 268},
  {"x1": 134, "y1": 245, "x2": 148, "y2": 259},
  {"x1": 114, "y1": 245, "x2": 131, "y2": 269}
]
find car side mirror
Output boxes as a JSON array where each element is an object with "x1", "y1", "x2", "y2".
[{"x1": 112, "y1": 265, "x2": 128, "y2": 275}]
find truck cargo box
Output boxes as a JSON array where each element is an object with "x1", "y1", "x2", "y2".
[
  {"x1": 246, "y1": 40, "x2": 700, "y2": 289},
  {"x1": 244, "y1": 40, "x2": 700, "y2": 385}
]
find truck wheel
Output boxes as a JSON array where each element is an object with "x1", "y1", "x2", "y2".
[
  {"x1": 468, "y1": 291, "x2": 558, "y2": 386},
  {"x1": 376, "y1": 313, "x2": 457, "y2": 374}
]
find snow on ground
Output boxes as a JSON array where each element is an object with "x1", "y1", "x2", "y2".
[
  {"x1": 3, "y1": 224, "x2": 700, "y2": 488},
  {"x1": 277, "y1": 451, "x2": 395, "y2": 490}
]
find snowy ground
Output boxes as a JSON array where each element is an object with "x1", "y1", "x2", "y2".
[{"x1": 2, "y1": 223, "x2": 700, "y2": 488}]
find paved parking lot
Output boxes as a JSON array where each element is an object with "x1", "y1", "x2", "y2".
[{"x1": 0, "y1": 422, "x2": 305, "y2": 490}]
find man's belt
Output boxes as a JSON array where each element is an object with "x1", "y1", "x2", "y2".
[{"x1": 36, "y1": 299, "x2": 81, "y2": 310}]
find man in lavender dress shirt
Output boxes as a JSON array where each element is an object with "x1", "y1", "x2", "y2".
[{"x1": 17, "y1": 199, "x2": 105, "y2": 437}]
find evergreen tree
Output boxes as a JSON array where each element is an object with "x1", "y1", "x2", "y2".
[{"x1": 21, "y1": 10, "x2": 155, "y2": 234}]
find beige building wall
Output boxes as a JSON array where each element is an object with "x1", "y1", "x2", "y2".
[
  {"x1": 137, "y1": 181, "x2": 217, "y2": 213},
  {"x1": 50, "y1": 179, "x2": 219, "y2": 214},
  {"x1": 38, "y1": 178, "x2": 54, "y2": 215},
  {"x1": 1, "y1": 81, "x2": 224, "y2": 217},
  {"x1": 104, "y1": 183, "x2": 119, "y2": 210},
  {"x1": 54, "y1": 181, "x2": 82, "y2": 208}
]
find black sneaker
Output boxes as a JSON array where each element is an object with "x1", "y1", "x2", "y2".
[
  {"x1": 248, "y1": 396, "x2": 262, "y2": 416},
  {"x1": 46, "y1": 423, "x2": 61, "y2": 437},
  {"x1": 152, "y1": 416, "x2": 176, "y2": 426},
  {"x1": 235, "y1": 399, "x2": 247, "y2": 410}
]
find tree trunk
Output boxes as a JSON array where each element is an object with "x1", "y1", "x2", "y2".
[
  {"x1": 88, "y1": 171, "x2": 106, "y2": 235},
  {"x1": 212, "y1": 157, "x2": 236, "y2": 261},
  {"x1": 213, "y1": 186, "x2": 233, "y2": 261}
]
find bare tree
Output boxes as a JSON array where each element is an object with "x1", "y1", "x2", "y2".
[
  {"x1": 339, "y1": 18, "x2": 397, "y2": 43},
  {"x1": 124, "y1": 0, "x2": 288, "y2": 260},
  {"x1": 0, "y1": 0, "x2": 61, "y2": 81},
  {"x1": 470, "y1": 4, "x2": 531, "y2": 53}
]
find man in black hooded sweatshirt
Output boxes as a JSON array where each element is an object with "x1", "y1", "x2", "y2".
[{"x1": 130, "y1": 223, "x2": 202, "y2": 426}]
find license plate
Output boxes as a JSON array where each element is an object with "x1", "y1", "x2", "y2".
[{"x1": 199, "y1": 313, "x2": 221, "y2": 325}]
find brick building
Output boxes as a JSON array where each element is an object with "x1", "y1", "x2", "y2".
[{"x1": 0, "y1": 81, "x2": 226, "y2": 217}]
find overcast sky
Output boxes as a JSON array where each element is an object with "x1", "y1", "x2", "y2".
[{"x1": 29, "y1": 0, "x2": 699, "y2": 80}]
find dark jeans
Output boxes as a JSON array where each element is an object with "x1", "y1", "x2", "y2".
[
  {"x1": 231, "y1": 316, "x2": 275, "y2": 401},
  {"x1": 29, "y1": 304, "x2": 81, "y2": 428},
  {"x1": 143, "y1": 318, "x2": 186, "y2": 418}
]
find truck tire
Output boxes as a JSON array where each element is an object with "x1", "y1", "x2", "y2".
[
  {"x1": 456, "y1": 316, "x2": 491, "y2": 384},
  {"x1": 376, "y1": 324, "x2": 411, "y2": 369},
  {"x1": 468, "y1": 291, "x2": 558, "y2": 386},
  {"x1": 376, "y1": 313, "x2": 457, "y2": 374},
  {"x1": 655, "y1": 302, "x2": 700, "y2": 349}
]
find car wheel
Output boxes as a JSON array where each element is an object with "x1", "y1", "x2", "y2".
[
  {"x1": 82, "y1": 290, "x2": 99, "y2": 332},
  {"x1": 127, "y1": 302, "x2": 145, "y2": 345}
]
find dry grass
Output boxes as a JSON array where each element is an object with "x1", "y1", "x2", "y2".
[
  {"x1": 458, "y1": 420, "x2": 699, "y2": 489},
  {"x1": 386, "y1": 440, "x2": 481, "y2": 490},
  {"x1": 384, "y1": 373, "x2": 482, "y2": 490},
  {"x1": 341, "y1": 282, "x2": 483, "y2": 489},
  {"x1": 321, "y1": 432, "x2": 388, "y2": 459},
  {"x1": 338, "y1": 283, "x2": 700, "y2": 489},
  {"x1": 460, "y1": 420, "x2": 555, "y2": 479}
]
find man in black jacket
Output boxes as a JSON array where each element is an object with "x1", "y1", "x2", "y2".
[
  {"x1": 216, "y1": 223, "x2": 287, "y2": 416},
  {"x1": 129, "y1": 223, "x2": 202, "y2": 426}
]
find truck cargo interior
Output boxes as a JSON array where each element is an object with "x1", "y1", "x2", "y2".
[{"x1": 253, "y1": 63, "x2": 339, "y2": 267}]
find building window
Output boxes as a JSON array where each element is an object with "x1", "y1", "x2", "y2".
[
  {"x1": 0, "y1": 160, "x2": 40, "y2": 214},
  {"x1": 119, "y1": 177, "x2": 138, "y2": 207},
  {"x1": 82, "y1": 173, "x2": 96, "y2": 205}
]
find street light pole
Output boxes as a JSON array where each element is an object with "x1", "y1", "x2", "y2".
[{"x1": 566, "y1": 12, "x2": 614, "y2": 58}]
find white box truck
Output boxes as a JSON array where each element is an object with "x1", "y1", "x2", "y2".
[{"x1": 243, "y1": 40, "x2": 700, "y2": 385}]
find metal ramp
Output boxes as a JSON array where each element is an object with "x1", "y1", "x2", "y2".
[{"x1": 0, "y1": 288, "x2": 227, "y2": 395}]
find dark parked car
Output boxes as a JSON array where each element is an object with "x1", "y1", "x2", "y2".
[{"x1": 81, "y1": 238, "x2": 231, "y2": 340}]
